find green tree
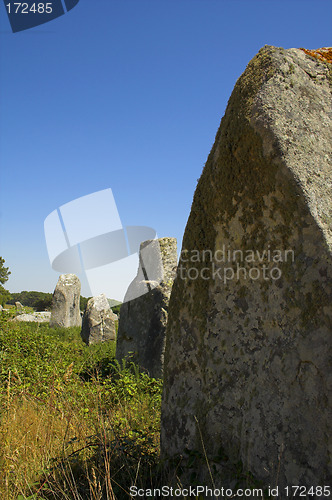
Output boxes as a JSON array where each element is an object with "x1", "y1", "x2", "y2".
[
  {"x1": 80, "y1": 295, "x2": 91, "y2": 312},
  {"x1": 111, "y1": 303, "x2": 121, "y2": 316},
  {"x1": 0, "y1": 257, "x2": 11, "y2": 306},
  {"x1": 34, "y1": 296, "x2": 53, "y2": 311}
]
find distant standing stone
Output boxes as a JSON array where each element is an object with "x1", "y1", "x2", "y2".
[
  {"x1": 15, "y1": 301, "x2": 24, "y2": 311},
  {"x1": 12, "y1": 312, "x2": 51, "y2": 323},
  {"x1": 116, "y1": 237, "x2": 177, "y2": 378},
  {"x1": 50, "y1": 274, "x2": 81, "y2": 328},
  {"x1": 81, "y1": 293, "x2": 117, "y2": 345}
]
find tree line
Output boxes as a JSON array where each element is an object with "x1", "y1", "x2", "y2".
[
  {"x1": 7, "y1": 291, "x2": 91, "y2": 312},
  {"x1": 0, "y1": 257, "x2": 11, "y2": 306},
  {"x1": 1, "y1": 257, "x2": 121, "y2": 314}
]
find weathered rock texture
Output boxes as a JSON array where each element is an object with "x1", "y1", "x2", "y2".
[
  {"x1": 116, "y1": 237, "x2": 177, "y2": 378},
  {"x1": 81, "y1": 294, "x2": 117, "y2": 345},
  {"x1": 50, "y1": 274, "x2": 82, "y2": 328},
  {"x1": 13, "y1": 312, "x2": 51, "y2": 323},
  {"x1": 161, "y1": 46, "x2": 332, "y2": 488}
]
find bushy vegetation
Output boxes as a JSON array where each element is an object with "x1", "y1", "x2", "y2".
[
  {"x1": 79, "y1": 295, "x2": 91, "y2": 312},
  {"x1": 110, "y1": 303, "x2": 121, "y2": 316},
  {"x1": 0, "y1": 257, "x2": 11, "y2": 306},
  {"x1": 0, "y1": 312, "x2": 164, "y2": 499}
]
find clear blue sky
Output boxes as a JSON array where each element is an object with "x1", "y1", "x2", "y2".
[{"x1": 0, "y1": 0, "x2": 331, "y2": 298}]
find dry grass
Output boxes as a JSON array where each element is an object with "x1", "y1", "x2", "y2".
[
  {"x1": 0, "y1": 389, "x2": 94, "y2": 499},
  {"x1": 0, "y1": 319, "x2": 162, "y2": 499},
  {"x1": 0, "y1": 384, "x2": 162, "y2": 499}
]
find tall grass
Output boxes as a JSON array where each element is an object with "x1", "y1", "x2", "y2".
[{"x1": 0, "y1": 314, "x2": 163, "y2": 499}]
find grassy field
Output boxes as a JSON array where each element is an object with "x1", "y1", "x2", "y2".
[
  {"x1": 0, "y1": 309, "x2": 164, "y2": 499},
  {"x1": 0, "y1": 309, "x2": 268, "y2": 500}
]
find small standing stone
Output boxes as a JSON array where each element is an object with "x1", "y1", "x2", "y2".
[
  {"x1": 50, "y1": 274, "x2": 81, "y2": 328},
  {"x1": 81, "y1": 294, "x2": 117, "y2": 345}
]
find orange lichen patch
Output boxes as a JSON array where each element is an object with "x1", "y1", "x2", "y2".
[{"x1": 300, "y1": 47, "x2": 332, "y2": 64}]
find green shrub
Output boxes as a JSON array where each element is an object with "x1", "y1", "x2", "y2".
[{"x1": 0, "y1": 315, "x2": 163, "y2": 499}]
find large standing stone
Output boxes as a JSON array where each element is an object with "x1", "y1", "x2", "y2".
[
  {"x1": 81, "y1": 293, "x2": 117, "y2": 345},
  {"x1": 161, "y1": 46, "x2": 332, "y2": 488},
  {"x1": 50, "y1": 274, "x2": 81, "y2": 328},
  {"x1": 116, "y1": 237, "x2": 177, "y2": 378}
]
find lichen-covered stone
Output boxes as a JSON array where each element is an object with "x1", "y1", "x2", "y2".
[
  {"x1": 81, "y1": 293, "x2": 117, "y2": 345},
  {"x1": 50, "y1": 274, "x2": 81, "y2": 328},
  {"x1": 161, "y1": 46, "x2": 332, "y2": 488},
  {"x1": 12, "y1": 312, "x2": 51, "y2": 323},
  {"x1": 300, "y1": 46, "x2": 332, "y2": 64},
  {"x1": 116, "y1": 237, "x2": 177, "y2": 378}
]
